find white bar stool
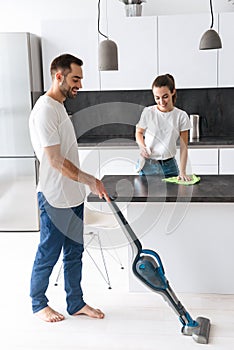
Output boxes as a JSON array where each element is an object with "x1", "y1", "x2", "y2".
[{"x1": 54, "y1": 205, "x2": 124, "y2": 289}]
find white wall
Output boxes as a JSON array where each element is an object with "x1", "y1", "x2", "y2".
[
  {"x1": 0, "y1": 0, "x2": 98, "y2": 35},
  {"x1": 143, "y1": 0, "x2": 234, "y2": 16},
  {"x1": 0, "y1": 0, "x2": 233, "y2": 35}
]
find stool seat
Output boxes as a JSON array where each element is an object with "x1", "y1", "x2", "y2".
[{"x1": 84, "y1": 206, "x2": 118, "y2": 228}]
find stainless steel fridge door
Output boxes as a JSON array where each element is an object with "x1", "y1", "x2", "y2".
[
  {"x1": 0, "y1": 157, "x2": 39, "y2": 231},
  {"x1": 0, "y1": 32, "x2": 34, "y2": 156}
]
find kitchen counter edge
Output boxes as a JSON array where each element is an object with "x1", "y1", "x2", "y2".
[{"x1": 78, "y1": 141, "x2": 234, "y2": 150}]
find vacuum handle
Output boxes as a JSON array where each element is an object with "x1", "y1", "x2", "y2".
[{"x1": 105, "y1": 196, "x2": 142, "y2": 255}]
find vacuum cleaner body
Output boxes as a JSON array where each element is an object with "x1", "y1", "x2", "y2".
[
  {"x1": 108, "y1": 199, "x2": 211, "y2": 344},
  {"x1": 133, "y1": 249, "x2": 210, "y2": 344}
]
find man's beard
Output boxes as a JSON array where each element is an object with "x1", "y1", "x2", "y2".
[
  {"x1": 60, "y1": 81, "x2": 77, "y2": 99},
  {"x1": 66, "y1": 89, "x2": 76, "y2": 99}
]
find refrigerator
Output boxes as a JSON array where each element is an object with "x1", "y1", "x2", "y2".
[{"x1": 0, "y1": 32, "x2": 43, "y2": 231}]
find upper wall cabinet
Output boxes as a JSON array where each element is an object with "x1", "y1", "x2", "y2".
[
  {"x1": 100, "y1": 17, "x2": 158, "y2": 90},
  {"x1": 158, "y1": 14, "x2": 218, "y2": 88},
  {"x1": 218, "y1": 13, "x2": 234, "y2": 87},
  {"x1": 41, "y1": 19, "x2": 100, "y2": 91}
]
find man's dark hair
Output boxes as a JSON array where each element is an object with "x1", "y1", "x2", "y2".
[{"x1": 50, "y1": 54, "x2": 83, "y2": 78}]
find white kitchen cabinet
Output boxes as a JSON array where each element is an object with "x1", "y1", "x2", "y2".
[
  {"x1": 158, "y1": 14, "x2": 218, "y2": 88},
  {"x1": 99, "y1": 149, "x2": 139, "y2": 177},
  {"x1": 186, "y1": 148, "x2": 218, "y2": 174},
  {"x1": 218, "y1": 13, "x2": 234, "y2": 87},
  {"x1": 79, "y1": 149, "x2": 101, "y2": 210},
  {"x1": 41, "y1": 19, "x2": 100, "y2": 91},
  {"x1": 80, "y1": 147, "x2": 221, "y2": 180},
  {"x1": 219, "y1": 148, "x2": 234, "y2": 174},
  {"x1": 79, "y1": 149, "x2": 100, "y2": 178},
  {"x1": 100, "y1": 17, "x2": 158, "y2": 90}
]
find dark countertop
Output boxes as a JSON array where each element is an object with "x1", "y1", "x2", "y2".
[
  {"x1": 78, "y1": 137, "x2": 137, "y2": 148},
  {"x1": 189, "y1": 136, "x2": 234, "y2": 147},
  {"x1": 78, "y1": 136, "x2": 234, "y2": 148},
  {"x1": 87, "y1": 175, "x2": 234, "y2": 203}
]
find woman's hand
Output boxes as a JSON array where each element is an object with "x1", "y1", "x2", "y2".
[
  {"x1": 140, "y1": 146, "x2": 151, "y2": 158},
  {"x1": 177, "y1": 173, "x2": 191, "y2": 181},
  {"x1": 136, "y1": 128, "x2": 151, "y2": 158}
]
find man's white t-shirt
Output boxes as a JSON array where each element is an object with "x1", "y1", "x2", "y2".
[
  {"x1": 136, "y1": 106, "x2": 191, "y2": 160},
  {"x1": 29, "y1": 95, "x2": 86, "y2": 208}
]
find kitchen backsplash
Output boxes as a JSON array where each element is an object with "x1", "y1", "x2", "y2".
[{"x1": 64, "y1": 88, "x2": 234, "y2": 141}]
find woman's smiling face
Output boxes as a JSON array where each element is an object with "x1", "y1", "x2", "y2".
[{"x1": 152, "y1": 86, "x2": 175, "y2": 113}]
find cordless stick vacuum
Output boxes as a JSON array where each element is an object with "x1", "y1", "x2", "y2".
[{"x1": 108, "y1": 198, "x2": 211, "y2": 344}]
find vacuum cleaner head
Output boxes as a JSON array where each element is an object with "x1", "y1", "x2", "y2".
[
  {"x1": 182, "y1": 316, "x2": 211, "y2": 344},
  {"x1": 193, "y1": 317, "x2": 211, "y2": 344}
]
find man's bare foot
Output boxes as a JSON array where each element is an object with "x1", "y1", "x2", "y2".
[
  {"x1": 73, "y1": 304, "x2": 105, "y2": 319},
  {"x1": 35, "y1": 306, "x2": 65, "y2": 322}
]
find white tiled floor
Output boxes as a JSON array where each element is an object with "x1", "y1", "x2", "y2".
[{"x1": 1, "y1": 231, "x2": 234, "y2": 350}]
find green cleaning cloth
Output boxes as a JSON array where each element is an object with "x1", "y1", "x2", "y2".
[{"x1": 162, "y1": 174, "x2": 201, "y2": 185}]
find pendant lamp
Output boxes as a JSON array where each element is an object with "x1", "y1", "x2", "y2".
[
  {"x1": 98, "y1": 0, "x2": 118, "y2": 71},
  {"x1": 199, "y1": 0, "x2": 222, "y2": 50}
]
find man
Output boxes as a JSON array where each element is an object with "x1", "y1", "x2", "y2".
[{"x1": 29, "y1": 54, "x2": 109, "y2": 322}]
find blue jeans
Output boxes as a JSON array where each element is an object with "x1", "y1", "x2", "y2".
[
  {"x1": 30, "y1": 192, "x2": 86, "y2": 315},
  {"x1": 139, "y1": 157, "x2": 179, "y2": 177}
]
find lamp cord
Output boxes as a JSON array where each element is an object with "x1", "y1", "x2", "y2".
[
  {"x1": 98, "y1": 0, "x2": 108, "y2": 39},
  {"x1": 209, "y1": 0, "x2": 214, "y2": 29}
]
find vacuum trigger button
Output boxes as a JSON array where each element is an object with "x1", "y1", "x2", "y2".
[{"x1": 139, "y1": 264, "x2": 145, "y2": 269}]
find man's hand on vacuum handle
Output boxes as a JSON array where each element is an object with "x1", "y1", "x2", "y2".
[
  {"x1": 89, "y1": 177, "x2": 110, "y2": 202},
  {"x1": 77, "y1": 170, "x2": 110, "y2": 202}
]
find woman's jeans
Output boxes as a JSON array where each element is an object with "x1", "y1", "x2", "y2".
[
  {"x1": 30, "y1": 192, "x2": 86, "y2": 315},
  {"x1": 139, "y1": 157, "x2": 179, "y2": 177}
]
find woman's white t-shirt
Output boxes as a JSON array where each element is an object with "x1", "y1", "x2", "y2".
[
  {"x1": 136, "y1": 106, "x2": 191, "y2": 160},
  {"x1": 29, "y1": 95, "x2": 86, "y2": 208}
]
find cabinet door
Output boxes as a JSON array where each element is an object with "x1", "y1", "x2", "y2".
[
  {"x1": 219, "y1": 148, "x2": 234, "y2": 174},
  {"x1": 79, "y1": 149, "x2": 100, "y2": 179},
  {"x1": 187, "y1": 149, "x2": 218, "y2": 175},
  {"x1": 218, "y1": 13, "x2": 234, "y2": 87},
  {"x1": 79, "y1": 149, "x2": 101, "y2": 211},
  {"x1": 176, "y1": 148, "x2": 219, "y2": 174},
  {"x1": 99, "y1": 149, "x2": 139, "y2": 177},
  {"x1": 41, "y1": 19, "x2": 100, "y2": 91},
  {"x1": 158, "y1": 14, "x2": 218, "y2": 88},
  {"x1": 187, "y1": 149, "x2": 218, "y2": 174},
  {"x1": 100, "y1": 17, "x2": 158, "y2": 90}
]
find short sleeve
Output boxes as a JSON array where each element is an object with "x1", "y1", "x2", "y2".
[
  {"x1": 180, "y1": 111, "x2": 192, "y2": 132},
  {"x1": 136, "y1": 107, "x2": 149, "y2": 129},
  {"x1": 34, "y1": 105, "x2": 61, "y2": 147}
]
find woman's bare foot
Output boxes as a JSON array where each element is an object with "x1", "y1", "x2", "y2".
[
  {"x1": 35, "y1": 306, "x2": 65, "y2": 322},
  {"x1": 73, "y1": 304, "x2": 105, "y2": 319}
]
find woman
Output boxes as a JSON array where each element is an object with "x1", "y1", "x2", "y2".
[{"x1": 135, "y1": 74, "x2": 191, "y2": 180}]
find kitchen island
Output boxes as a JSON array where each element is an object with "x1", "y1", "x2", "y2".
[{"x1": 87, "y1": 175, "x2": 234, "y2": 294}]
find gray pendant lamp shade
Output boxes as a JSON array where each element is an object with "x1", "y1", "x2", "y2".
[
  {"x1": 199, "y1": 0, "x2": 222, "y2": 50},
  {"x1": 99, "y1": 39, "x2": 118, "y2": 71},
  {"x1": 98, "y1": 0, "x2": 118, "y2": 71},
  {"x1": 199, "y1": 28, "x2": 222, "y2": 50}
]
